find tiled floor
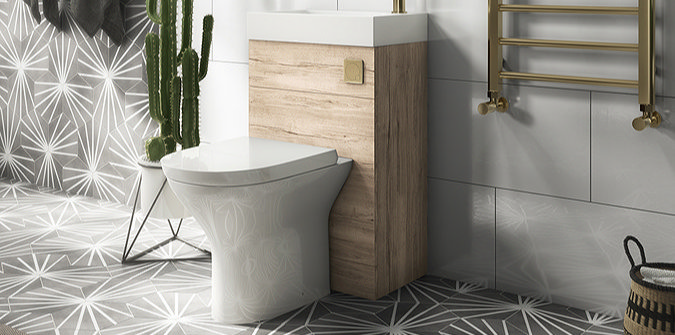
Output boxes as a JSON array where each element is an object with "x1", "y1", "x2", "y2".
[{"x1": 0, "y1": 179, "x2": 624, "y2": 335}]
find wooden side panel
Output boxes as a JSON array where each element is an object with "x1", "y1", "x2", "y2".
[
  {"x1": 330, "y1": 258, "x2": 378, "y2": 300},
  {"x1": 374, "y1": 42, "x2": 428, "y2": 294},
  {"x1": 373, "y1": 45, "x2": 391, "y2": 298},
  {"x1": 249, "y1": 40, "x2": 375, "y2": 99}
]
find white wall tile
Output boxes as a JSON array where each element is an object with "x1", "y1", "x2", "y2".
[
  {"x1": 212, "y1": 0, "x2": 272, "y2": 63},
  {"x1": 428, "y1": 79, "x2": 591, "y2": 200},
  {"x1": 496, "y1": 188, "x2": 675, "y2": 317},
  {"x1": 200, "y1": 62, "x2": 249, "y2": 143},
  {"x1": 591, "y1": 92, "x2": 675, "y2": 214},
  {"x1": 428, "y1": 179, "x2": 495, "y2": 289}
]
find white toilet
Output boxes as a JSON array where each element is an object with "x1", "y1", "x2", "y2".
[{"x1": 160, "y1": 136, "x2": 352, "y2": 324}]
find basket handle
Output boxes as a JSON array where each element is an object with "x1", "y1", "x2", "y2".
[{"x1": 624, "y1": 235, "x2": 647, "y2": 267}]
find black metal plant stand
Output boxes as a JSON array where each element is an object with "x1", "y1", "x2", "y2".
[{"x1": 121, "y1": 175, "x2": 211, "y2": 263}]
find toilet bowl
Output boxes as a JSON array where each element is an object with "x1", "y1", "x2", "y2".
[{"x1": 160, "y1": 136, "x2": 352, "y2": 324}]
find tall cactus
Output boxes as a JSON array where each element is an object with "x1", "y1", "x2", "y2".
[{"x1": 144, "y1": 0, "x2": 214, "y2": 162}]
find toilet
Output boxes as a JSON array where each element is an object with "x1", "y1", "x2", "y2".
[{"x1": 160, "y1": 136, "x2": 352, "y2": 324}]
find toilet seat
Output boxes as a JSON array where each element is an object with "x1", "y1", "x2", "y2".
[{"x1": 161, "y1": 137, "x2": 338, "y2": 187}]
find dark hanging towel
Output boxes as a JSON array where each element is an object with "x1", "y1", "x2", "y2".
[
  {"x1": 70, "y1": 0, "x2": 126, "y2": 45},
  {"x1": 23, "y1": 0, "x2": 41, "y2": 23},
  {"x1": 43, "y1": 0, "x2": 66, "y2": 30}
]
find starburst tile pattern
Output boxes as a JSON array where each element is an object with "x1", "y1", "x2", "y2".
[
  {"x1": 0, "y1": 0, "x2": 154, "y2": 203},
  {"x1": 0, "y1": 179, "x2": 625, "y2": 334}
]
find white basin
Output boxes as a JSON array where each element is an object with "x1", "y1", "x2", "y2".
[{"x1": 247, "y1": 10, "x2": 427, "y2": 47}]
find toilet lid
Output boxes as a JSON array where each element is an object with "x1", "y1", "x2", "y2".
[{"x1": 160, "y1": 137, "x2": 338, "y2": 187}]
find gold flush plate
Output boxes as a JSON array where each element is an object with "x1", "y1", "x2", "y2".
[{"x1": 344, "y1": 59, "x2": 364, "y2": 85}]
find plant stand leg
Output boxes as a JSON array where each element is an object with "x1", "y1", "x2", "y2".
[{"x1": 121, "y1": 175, "x2": 211, "y2": 264}]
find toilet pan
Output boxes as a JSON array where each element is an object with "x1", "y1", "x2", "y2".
[{"x1": 161, "y1": 137, "x2": 352, "y2": 323}]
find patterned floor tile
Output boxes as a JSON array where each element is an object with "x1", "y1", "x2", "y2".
[
  {"x1": 240, "y1": 301, "x2": 331, "y2": 335},
  {"x1": 152, "y1": 260, "x2": 211, "y2": 295},
  {"x1": 0, "y1": 254, "x2": 72, "y2": 297},
  {"x1": 443, "y1": 318, "x2": 528, "y2": 334},
  {"x1": 0, "y1": 180, "x2": 625, "y2": 335},
  {"x1": 100, "y1": 292, "x2": 246, "y2": 335},
  {"x1": 0, "y1": 311, "x2": 57, "y2": 335},
  {"x1": 387, "y1": 275, "x2": 459, "y2": 305}
]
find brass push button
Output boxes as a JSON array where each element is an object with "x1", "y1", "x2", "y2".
[{"x1": 344, "y1": 59, "x2": 364, "y2": 85}]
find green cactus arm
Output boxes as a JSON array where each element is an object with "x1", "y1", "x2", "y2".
[
  {"x1": 181, "y1": 98, "x2": 198, "y2": 149},
  {"x1": 181, "y1": 49, "x2": 199, "y2": 149},
  {"x1": 159, "y1": 0, "x2": 177, "y2": 138},
  {"x1": 146, "y1": 0, "x2": 162, "y2": 24},
  {"x1": 145, "y1": 33, "x2": 162, "y2": 123},
  {"x1": 198, "y1": 15, "x2": 214, "y2": 81},
  {"x1": 145, "y1": 136, "x2": 166, "y2": 162},
  {"x1": 171, "y1": 76, "x2": 183, "y2": 145},
  {"x1": 178, "y1": 0, "x2": 194, "y2": 62},
  {"x1": 164, "y1": 136, "x2": 177, "y2": 155},
  {"x1": 183, "y1": 49, "x2": 199, "y2": 98}
]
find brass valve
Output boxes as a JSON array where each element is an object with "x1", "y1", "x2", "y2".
[
  {"x1": 478, "y1": 95, "x2": 509, "y2": 115},
  {"x1": 632, "y1": 108, "x2": 661, "y2": 131}
]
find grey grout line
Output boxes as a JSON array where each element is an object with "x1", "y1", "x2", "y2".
[
  {"x1": 428, "y1": 176, "x2": 675, "y2": 218},
  {"x1": 589, "y1": 91, "x2": 593, "y2": 203},
  {"x1": 210, "y1": 59, "x2": 248, "y2": 65},
  {"x1": 494, "y1": 187, "x2": 497, "y2": 290}
]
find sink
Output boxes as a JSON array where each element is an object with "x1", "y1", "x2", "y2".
[{"x1": 247, "y1": 10, "x2": 427, "y2": 47}]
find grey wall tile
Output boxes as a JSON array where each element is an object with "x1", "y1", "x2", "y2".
[
  {"x1": 429, "y1": 79, "x2": 591, "y2": 200},
  {"x1": 427, "y1": 0, "x2": 487, "y2": 82},
  {"x1": 428, "y1": 178, "x2": 495, "y2": 289},
  {"x1": 591, "y1": 92, "x2": 675, "y2": 215},
  {"x1": 663, "y1": 0, "x2": 675, "y2": 98},
  {"x1": 496, "y1": 188, "x2": 675, "y2": 317}
]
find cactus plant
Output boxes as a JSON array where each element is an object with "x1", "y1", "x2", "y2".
[{"x1": 144, "y1": 0, "x2": 213, "y2": 161}]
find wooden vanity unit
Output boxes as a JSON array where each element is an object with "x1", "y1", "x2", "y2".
[{"x1": 248, "y1": 21, "x2": 427, "y2": 300}]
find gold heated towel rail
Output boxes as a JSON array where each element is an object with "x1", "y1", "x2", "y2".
[{"x1": 477, "y1": 1, "x2": 660, "y2": 131}]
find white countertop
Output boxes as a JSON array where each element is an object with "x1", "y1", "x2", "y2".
[{"x1": 247, "y1": 10, "x2": 428, "y2": 47}]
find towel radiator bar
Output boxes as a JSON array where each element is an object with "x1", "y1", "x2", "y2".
[{"x1": 477, "y1": 0, "x2": 660, "y2": 131}]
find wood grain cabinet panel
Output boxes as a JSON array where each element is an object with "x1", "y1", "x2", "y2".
[{"x1": 249, "y1": 40, "x2": 427, "y2": 300}]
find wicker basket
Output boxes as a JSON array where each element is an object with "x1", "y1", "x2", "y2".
[{"x1": 624, "y1": 236, "x2": 675, "y2": 335}]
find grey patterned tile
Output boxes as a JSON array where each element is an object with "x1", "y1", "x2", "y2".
[
  {"x1": 442, "y1": 289, "x2": 521, "y2": 320},
  {"x1": 319, "y1": 292, "x2": 395, "y2": 316},
  {"x1": 503, "y1": 298, "x2": 590, "y2": 335},
  {"x1": 386, "y1": 275, "x2": 458, "y2": 305},
  {"x1": 248, "y1": 301, "x2": 330, "y2": 335},
  {"x1": 0, "y1": 181, "x2": 626, "y2": 335},
  {"x1": 101, "y1": 292, "x2": 246, "y2": 335},
  {"x1": 0, "y1": 254, "x2": 69, "y2": 297},
  {"x1": 442, "y1": 318, "x2": 527, "y2": 335},
  {"x1": 374, "y1": 303, "x2": 458, "y2": 334},
  {"x1": 0, "y1": 311, "x2": 57, "y2": 335}
]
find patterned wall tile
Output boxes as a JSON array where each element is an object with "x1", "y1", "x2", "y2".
[{"x1": 0, "y1": 0, "x2": 154, "y2": 204}]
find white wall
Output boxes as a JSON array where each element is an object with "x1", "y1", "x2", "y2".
[{"x1": 202, "y1": 0, "x2": 675, "y2": 317}]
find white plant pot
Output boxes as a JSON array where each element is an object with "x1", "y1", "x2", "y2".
[{"x1": 138, "y1": 156, "x2": 187, "y2": 220}]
